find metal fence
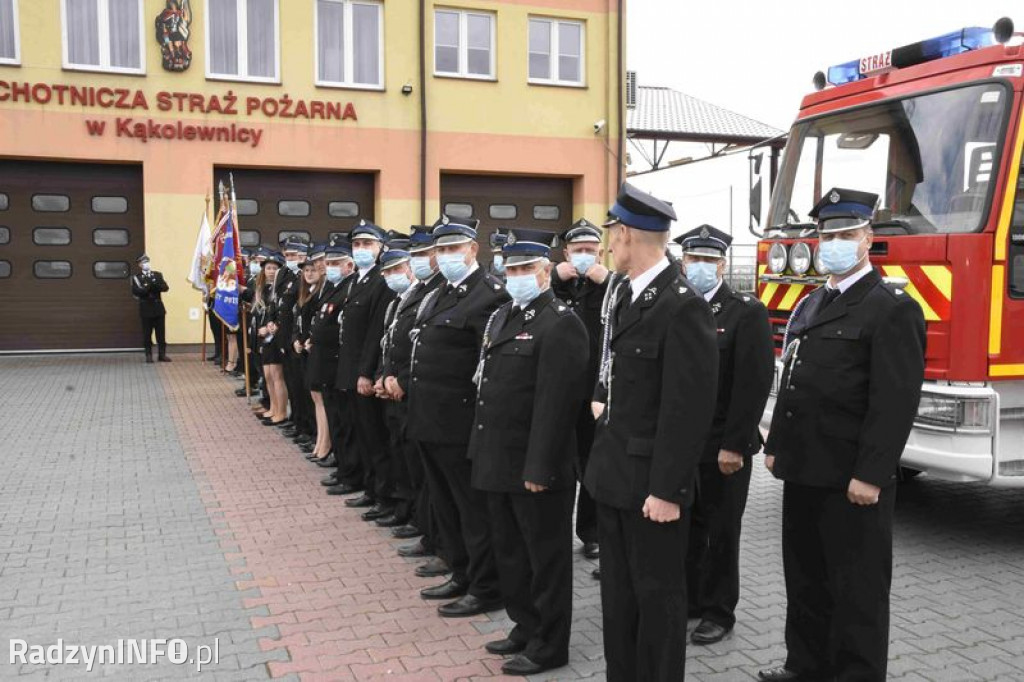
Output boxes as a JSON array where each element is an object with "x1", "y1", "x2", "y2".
[{"x1": 724, "y1": 243, "x2": 758, "y2": 292}]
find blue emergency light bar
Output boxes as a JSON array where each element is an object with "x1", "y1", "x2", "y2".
[{"x1": 817, "y1": 19, "x2": 1014, "y2": 89}]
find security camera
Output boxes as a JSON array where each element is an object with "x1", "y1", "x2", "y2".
[{"x1": 594, "y1": 119, "x2": 606, "y2": 134}]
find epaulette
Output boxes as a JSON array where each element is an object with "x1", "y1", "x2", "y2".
[
  {"x1": 880, "y1": 280, "x2": 911, "y2": 300},
  {"x1": 550, "y1": 298, "x2": 572, "y2": 316},
  {"x1": 732, "y1": 290, "x2": 762, "y2": 307},
  {"x1": 484, "y1": 273, "x2": 505, "y2": 292}
]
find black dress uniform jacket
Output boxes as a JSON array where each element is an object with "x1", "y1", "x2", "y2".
[
  {"x1": 766, "y1": 268, "x2": 926, "y2": 489},
  {"x1": 131, "y1": 271, "x2": 169, "y2": 317},
  {"x1": 336, "y1": 266, "x2": 393, "y2": 390},
  {"x1": 380, "y1": 273, "x2": 444, "y2": 392},
  {"x1": 551, "y1": 271, "x2": 607, "y2": 383},
  {"x1": 704, "y1": 282, "x2": 775, "y2": 460},
  {"x1": 468, "y1": 289, "x2": 589, "y2": 493},
  {"x1": 406, "y1": 267, "x2": 510, "y2": 446},
  {"x1": 307, "y1": 278, "x2": 352, "y2": 387},
  {"x1": 584, "y1": 264, "x2": 719, "y2": 509}
]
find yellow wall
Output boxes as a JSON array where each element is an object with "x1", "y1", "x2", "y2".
[{"x1": 0, "y1": 0, "x2": 623, "y2": 343}]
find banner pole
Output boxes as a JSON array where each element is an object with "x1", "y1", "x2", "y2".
[
  {"x1": 241, "y1": 306, "x2": 252, "y2": 402},
  {"x1": 200, "y1": 191, "x2": 211, "y2": 363},
  {"x1": 220, "y1": 325, "x2": 227, "y2": 371}
]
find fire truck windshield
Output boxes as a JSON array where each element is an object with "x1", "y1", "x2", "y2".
[{"x1": 768, "y1": 82, "x2": 1011, "y2": 235}]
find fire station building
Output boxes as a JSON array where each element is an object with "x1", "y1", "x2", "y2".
[{"x1": 0, "y1": 0, "x2": 623, "y2": 350}]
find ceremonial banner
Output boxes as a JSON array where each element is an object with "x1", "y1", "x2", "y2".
[
  {"x1": 211, "y1": 200, "x2": 241, "y2": 331},
  {"x1": 186, "y1": 210, "x2": 212, "y2": 294}
]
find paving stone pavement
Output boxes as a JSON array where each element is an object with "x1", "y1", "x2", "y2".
[{"x1": 2, "y1": 353, "x2": 1024, "y2": 681}]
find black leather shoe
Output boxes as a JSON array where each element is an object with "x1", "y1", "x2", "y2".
[
  {"x1": 502, "y1": 655, "x2": 559, "y2": 676},
  {"x1": 374, "y1": 513, "x2": 408, "y2": 528},
  {"x1": 484, "y1": 638, "x2": 526, "y2": 656},
  {"x1": 315, "y1": 453, "x2": 337, "y2": 468},
  {"x1": 145, "y1": 356, "x2": 154, "y2": 364},
  {"x1": 691, "y1": 620, "x2": 732, "y2": 645},
  {"x1": 758, "y1": 667, "x2": 812, "y2": 682},
  {"x1": 273, "y1": 420, "x2": 294, "y2": 429},
  {"x1": 300, "y1": 444, "x2": 315, "y2": 454},
  {"x1": 420, "y1": 578, "x2": 468, "y2": 600},
  {"x1": 344, "y1": 493, "x2": 375, "y2": 508},
  {"x1": 320, "y1": 474, "x2": 340, "y2": 487},
  {"x1": 591, "y1": 568, "x2": 600, "y2": 580},
  {"x1": 326, "y1": 482, "x2": 361, "y2": 495},
  {"x1": 583, "y1": 541, "x2": 600, "y2": 559},
  {"x1": 414, "y1": 557, "x2": 450, "y2": 578},
  {"x1": 397, "y1": 540, "x2": 432, "y2": 558},
  {"x1": 391, "y1": 525, "x2": 421, "y2": 540},
  {"x1": 281, "y1": 428, "x2": 298, "y2": 438},
  {"x1": 294, "y1": 435, "x2": 314, "y2": 445},
  {"x1": 438, "y1": 594, "x2": 503, "y2": 618},
  {"x1": 361, "y1": 504, "x2": 394, "y2": 521},
  {"x1": 234, "y1": 388, "x2": 247, "y2": 397}
]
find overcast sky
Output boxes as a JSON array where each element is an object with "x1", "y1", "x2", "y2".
[{"x1": 626, "y1": 0, "x2": 1019, "y2": 247}]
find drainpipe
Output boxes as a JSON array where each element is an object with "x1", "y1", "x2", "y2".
[
  {"x1": 616, "y1": 0, "x2": 624, "y2": 188},
  {"x1": 419, "y1": 0, "x2": 428, "y2": 224}
]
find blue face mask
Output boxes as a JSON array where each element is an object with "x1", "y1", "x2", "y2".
[
  {"x1": 819, "y1": 237, "x2": 863, "y2": 275},
  {"x1": 325, "y1": 266, "x2": 343, "y2": 284},
  {"x1": 570, "y1": 253, "x2": 597, "y2": 276},
  {"x1": 248, "y1": 262, "x2": 260, "y2": 276},
  {"x1": 352, "y1": 247, "x2": 376, "y2": 270},
  {"x1": 506, "y1": 273, "x2": 542, "y2": 307},
  {"x1": 411, "y1": 256, "x2": 434, "y2": 280},
  {"x1": 684, "y1": 261, "x2": 720, "y2": 294},
  {"x1": 385, "y1": 272, "x2": 412, "y2": 293},
  {"x1": 437, "y1": 252, "x2": 470, "y2": 282},
  {"x1": 492, "y1": 254, "x2": 505, "y2": 274},
  {"x1": 286, "y1": 261, "x2": 300, "y2": 273}
]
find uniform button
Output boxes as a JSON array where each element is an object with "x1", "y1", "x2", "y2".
[
  {"x1": 487, "y1": 354, "x2": 492, "y2": 359},
  {"x1": 788, "y1": 385, "x2": 795, "y2": 391},
  {"x1": 477, "y1": 424, "x2": 484, "y2": 430},
  {"x1": 635, "y1": 348, "x2": 641, "y2": 354},
  {"x1": 785, "y1": 411, "x2": 793, "y2": 418},
  {"x1": 836, "y1": 330, "x2": 843, "y2": 336},
  {"x1": 479, "y1": 400, "x2": 484, "y2": 406},
  {"x1": 483, "y1": 378, "x2": 489, "y2": 383},
  {"x1": 413, "y1": 377, "x2": 418, "y2": 382},
  {"x1": 796, "y1": 360, "x2": 802, "y2": 366}
]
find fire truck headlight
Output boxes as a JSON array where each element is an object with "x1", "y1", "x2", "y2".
[
  {"x1": 790, "y1": 242, "x2": 812, "y2": 276},
  {"x1": 768, "y1": 243, "x2": 788, "y2": 274},
  {"x1": 813, "y1": 245, "x2": 828, "y2": 275},
  {"x1": 914, "y1": 393, "x2": 994, "y2": 434}
]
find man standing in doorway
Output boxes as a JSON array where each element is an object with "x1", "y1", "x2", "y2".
[{"x1": 131, "y1": 254, "x2": 171, "y2": 363}]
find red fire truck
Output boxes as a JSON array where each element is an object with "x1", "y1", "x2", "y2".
[{"x1": 752, "y1": 19, "x2": 1024, "y2": 485}]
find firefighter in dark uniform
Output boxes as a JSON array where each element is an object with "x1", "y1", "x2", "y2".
[
  {"x1": 311, "y1": 239, "x2": 358, "y2": 478},
  {"x1": 551, "y1": 218, "x2": 608, "y2": 560},
  {"x1": 406, "y1": 217, "x2": 509, "y2": 618},
  {"x1": 674, "y1": 225, "x2": 774, "y2": 645},
  {"x1": 468, "y1": 228, "x2": 588, "y2": 676},
  {"x1": 376, "y1": 230, "x2": 445, "y2": 537},
  {"x1": 488, "y1": 229, "x2": 507, "y2": 279},
  {"x1": 131, "y1": 254, "x2": 171, "y2": 363},
  {"x1": 291, "y1": 243, "x2": 327, "y2": 456},
  {"x1": 281, "y1": 240, "x2": 313, "y2": 437},
  {"x1": 758, "y1": 188, "x2": 926, "y2": 682},
  {"x1": 384, "y1": 226, "x2": 447, "y2": 564},
  {"x1": 336, "y1": 221, "x2": 396, "y2": 520},
  {"x1": 584, "y1": 183, "x2": 718, "y2": 682}
]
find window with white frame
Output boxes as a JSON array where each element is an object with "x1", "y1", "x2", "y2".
[
  {"x1": 528, "y1": 17, "x2": 584, "y2": 86},
  {"x1": 61, "y1": 0, "x2": 144, "y2": 73},
  {"x1": 316, "y1": 0, "x2": 383, "y2": 88},
  {"x1": 207, "y1": 0, "x2": 279, "y2": 82},
  {"x1": 434, "y1": 9, "x2": 494, "y2": 79},
  {"x1": 0, "y1": 0, "x2": 20, "y2": 64}
]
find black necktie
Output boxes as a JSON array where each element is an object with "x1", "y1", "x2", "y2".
[{"x1": 821, "y1": 287, "x2": 841, "y2": 308}]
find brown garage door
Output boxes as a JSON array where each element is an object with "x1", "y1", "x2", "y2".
[
  {"x1": 0, "y1": 161, "x2": 144, "y2": 352},
  {"x1": 216, "y1": 168, "x2": 375, "y2": 248},
  {"x1": 440, "y1": 174, "x2": 573, "y2": 263}
]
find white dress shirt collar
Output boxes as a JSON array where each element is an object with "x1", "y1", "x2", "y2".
[
  {"x1": 629, "y1": 257, "x2": 671, "y2": 303},
  {"x1": 829, "y1": 260, "x2": 873, "y2": 294}
]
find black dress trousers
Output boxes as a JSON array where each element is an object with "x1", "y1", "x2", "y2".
[
  {"x1": 685, "y1": 457, "x2": 753, "y2": 628},
  {"x1": 782, "y1": 482, "x2": 896, "y2": 682},
  {"x1": 488, "y1": 489, "x2": 574, "y2": 667},
  {"x1": 597, "y1": 502, "x2": 690, "y2": 682},
  {"x1": 418, "y1": 441, "x2": 500, "y2": 601}
]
